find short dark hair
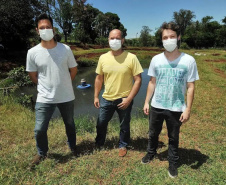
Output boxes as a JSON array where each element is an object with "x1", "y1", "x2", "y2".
[
  {"x1": 160, "y1": 21, "x2": 180, "y2": 37},
  {"x1": 35, "y1": 13, "x2": 53, "y2": 28}
]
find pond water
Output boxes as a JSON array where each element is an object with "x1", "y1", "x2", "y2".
[{"x1": 19, "y1": 67, "x2": 150, "y2": 118}]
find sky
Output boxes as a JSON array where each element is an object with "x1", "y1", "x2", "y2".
[{"x1": 86, "y1": 0, "x2": 226, "y2": 39}]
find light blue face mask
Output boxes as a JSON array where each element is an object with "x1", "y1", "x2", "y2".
[
  {"x1": 39, "y1": 29, "x2": 54, "y2": 41},
  {"x1": 109, "y1": 39, "x2": 122, "y2": 51}
]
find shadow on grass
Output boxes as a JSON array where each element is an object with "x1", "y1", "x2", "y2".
[
  {"x1": 157, "y1": 148, "x2": 209, "y2": 169},
  {"x1": 75, "y1": 136, "x2": 165, "y2": 155}
]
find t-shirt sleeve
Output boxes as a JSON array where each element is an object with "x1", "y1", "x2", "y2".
[
  {"x1": 67, "y1": 48, "x2": 78, "y2": 68},
  {"x1": 95, "y1": 56, "x2": 103, "y2": 75},
  {"x1": 147, "y1": 58, "x2": 155, "y2": 77},
  {"x1": 132, "y1": 56, "x2": 143, "y2": 76},
  {"x1": 26, "y1": 50, "x2": 37, "y2": 72},
  {"x1": 187, "y1": 60, "x2": 199, "y2": 82}
]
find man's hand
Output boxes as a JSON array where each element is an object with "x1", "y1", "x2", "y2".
[
  {"x1": 179, "y1": 108, "x2": 191, "y2": 123},
  {"x1": 143, "y1": 103, "x2": 149, "y2": 115},
  {"x1": 117, "y1": 98, "x2": 131, "y2": 110},
  {"x1": 94, "y1": 97, "x2": 100, "y2": 108}
]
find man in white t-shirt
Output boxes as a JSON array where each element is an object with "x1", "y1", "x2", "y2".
[
  {"x1": 26, "y1": 13, "x2": 78, "y2": 167},
  {"x1": 141, "y1": 22, "x2": 199, "y2": 178}
]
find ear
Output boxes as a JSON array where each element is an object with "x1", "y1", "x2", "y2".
[
  {"x1": 53, "y1": 27, "x2": 56, "y2": 35},
  {"x1": 36, "y1": 28, "x2": 39, "y2": 35},
  {"x1": 121, "y1": 38, "x2": 125, "y2": 45},
  {"x1": 177, "y1": 35, "x2": 181, "y2": 41}
]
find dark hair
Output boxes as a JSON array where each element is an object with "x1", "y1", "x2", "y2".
[
  {"x1": 160, "y1": 21, "x2": 180, "y2": 37},
  {"x1": 35, "y1": 13, "x2": 53, "y2": 28}
]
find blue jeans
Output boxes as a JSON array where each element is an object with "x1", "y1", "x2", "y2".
[
  {"x1": 95, "y1": 97, "x2": 133, "y2": 148},
  {"x1": 147, "y1": 106, "x2": 182, "y2": 164},
  {"x1": 35, "y1": 100, "x2": 76, "y2": 156}
]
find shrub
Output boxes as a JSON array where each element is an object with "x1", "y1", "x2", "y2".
[
  {"x1": 95, "y1": 37, "x2": 108, "y2": 47},
  {"x1": 8, "y1": 66, "x2": 32, "y2": 87},
  {"x1": 15, "y1": 93, "x2": 34, "y2": 109},
  {"x1": 180, "y1": 42, "x2": 190, "y2": 50}
]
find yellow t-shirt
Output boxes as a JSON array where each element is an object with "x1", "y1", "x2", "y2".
[{"x1": 96, "y1": 51, "x2": 143, "y2": 101}]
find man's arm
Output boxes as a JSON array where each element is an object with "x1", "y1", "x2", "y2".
[
  {"x1": 94, "y1": 74, "x2": 104, "y2": 108},
  {"x1": 143, "y1": 77, "x2": 156, "y2": 115},
  {"x1": 117, "y1": 73, "x2": 142, "y2": 110},
  {"x1": 69, "y1": 67, "x2": 77, "y2": 80},
  {"x1": 180, "y1": 82, "x2": 195, "y2": 123},
  {"x1": 28, "y1": 72, "x2": 38, "y2": 84}
]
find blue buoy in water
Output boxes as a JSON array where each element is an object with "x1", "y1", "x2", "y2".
[
  {"x1": 77, "y1": 78, "x2": 91, "y2": 89},
  {"x1": 77, "y1": 84, "x2": 91, "y2": 89}
]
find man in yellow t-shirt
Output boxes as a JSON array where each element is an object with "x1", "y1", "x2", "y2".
[{"x1": 94, "y1": 29, "x2": 143, "y2": 157}]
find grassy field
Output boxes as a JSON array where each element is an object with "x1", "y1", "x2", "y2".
[{"x1": 0, "y1": 48, "x2": 225, "y2": 184}]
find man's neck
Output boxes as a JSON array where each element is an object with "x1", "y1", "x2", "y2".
[
  {"x1": 164, "y1": 48, "x2": 181, "y2": 61},
  {"x1": 41, "y1": 39, "x2": 57, "y2": 49},
  {"x1": 111, "y1": 49, "x2": 124, "y2": 56}
]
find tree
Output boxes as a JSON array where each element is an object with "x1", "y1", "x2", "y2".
[
  {"x1": 173, "y1": 9, "x2": 196, "y2": 43},
  {"x1": 72, "y1": 3, "x2": 127, "y2": 45},
  {"x1": 139, "y1": 26, "x2": 152, "y2": 47},
  {"x1": 222, "y1": 16, "x2": 226, "y2": 25},
  {"x1": 44, "y1": 0, "x2": 74, "y2": 42},
  {"x1": 0, "y1": 0, "x2": 45, "y2": 49}
]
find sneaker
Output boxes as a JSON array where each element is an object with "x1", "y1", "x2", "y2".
[
  {"x1": 168, "y1": 164, "x2": 178, "y2": 178},
  {"x1": 119, "y1": 147, "x2": 127, "y2": 157},
  {"x1": 31, "y1": 155, "x2": 46, "y2": 168},
  {"x1": 141, "y1": 153, "x2": 155, "y2": 164}
]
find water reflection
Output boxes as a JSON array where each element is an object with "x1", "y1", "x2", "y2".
[{"x1": 19, "y1": 68, "x2": 150, "y2": 118}]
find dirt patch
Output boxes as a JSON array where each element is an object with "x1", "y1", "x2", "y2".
[
  {"x1": 212, "y1": 53, "x2": 221, "y2": 56},
  {"x1": 205, "y1": 59, "x2": 226, "y2": 63},
  {"x1": 214, "y1": 68, "x2": 226, "y2": 78},
  {"x1": 75, "y1": 52, "x2": 105, "y2": 60}
]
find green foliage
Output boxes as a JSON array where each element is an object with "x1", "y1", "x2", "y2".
[
  {"x1": 180, "y1": 42, "x2": 190, "y2": 49},
  {"x1": 8, "y1": 66, "x2": 32, "y2": 87},
  {"x1": 95, "y1": 37, "x2": 108, "y2": 47},
  {"x1": 15, "y1": 93, "x2": 33, "y2": 108},
  {"x1": 51, "y1": 0, "x2": 74, "y2": 42},
  {"x1": 0, "y1": 0, "x2": 45, "y2": 49},
  {"x1": 173, "y1": 9, "x2": 196, "y2": 36},
  {"x1": 77, "y1": 57, "x2": 97, "y2": 67},
  {"x1": 139, "y1": 26, "x2": 152, "y2": 47}
]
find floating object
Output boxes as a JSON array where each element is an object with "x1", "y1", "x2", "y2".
[
  {"x1": 77, "y1": 84, "x2": 91, "y2": 89},
  {"x1": 77, "y1": 78, "x2": 91, "y2": 89}
]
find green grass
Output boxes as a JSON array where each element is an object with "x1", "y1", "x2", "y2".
[{"x1": 0, "y1": 48, "x2": 226, "y2": 184}]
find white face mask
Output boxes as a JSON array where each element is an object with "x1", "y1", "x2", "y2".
[
  {"x1": 109, "y1": 39, "x2": 122, "y2": 51},
  {"x1": 162, "y1": 38, "x2": 177, "y2": 52},
  {"x1": 39, "y1": 29, "x2": 54, "y2": 41}
]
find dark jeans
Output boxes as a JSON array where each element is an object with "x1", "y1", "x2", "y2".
[
  {"x1": 96, "y1": 97, "x2": 133, "y2": 148},
  {"x1": 147, "y1": 106, "x2": 182, "y2": 164},
  {"x1": 35, "y1": 100, "x2": 76, "y2": 156}
]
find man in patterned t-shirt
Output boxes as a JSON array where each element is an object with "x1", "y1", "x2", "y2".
[{"x1": 141, "y1": 22, "x2": 199, "y2": 178}]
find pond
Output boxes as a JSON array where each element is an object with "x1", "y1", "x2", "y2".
[{"x1": 19, "y1": 67, "x2": 150, "y2": 118}]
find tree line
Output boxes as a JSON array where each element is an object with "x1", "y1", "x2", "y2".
[
  {"x1": 128, "y1": 9, "x2": 226, "y2": 49},
  {"x1": 0, "y1": 0, "x2": 126, "y2": 50},
  {"x1": 0, "y1": 1, "x2": 225, "y2": 50}
]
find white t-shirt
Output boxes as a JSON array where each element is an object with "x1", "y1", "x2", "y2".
[
  {"x1": 26, "y1": 42, "x2": 77, "y2": 103},
  {"x1": 148, "y1": 52, "x2": 199, "y2": 112}
]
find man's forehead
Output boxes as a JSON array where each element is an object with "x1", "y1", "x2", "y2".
[
  {"x1": 162, "y1": 29, "x2": 177, "y2": 36},
  {"x1": 109, "y1": 30, "x2": 121, "y2": 37}
]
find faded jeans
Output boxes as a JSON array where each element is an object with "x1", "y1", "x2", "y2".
[
  {"x1": 95, "y1": 97, "x2": 133, "y2": 148},
  {"x1": 35, "y1": 100, "x2": 76, "y2": 156},
  {"x1": 147, "y1": 106, "x2": 182, "y2": 164}
]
